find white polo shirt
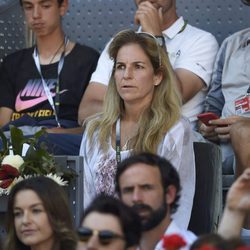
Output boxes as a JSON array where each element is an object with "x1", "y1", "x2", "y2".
[
  {"x1": 154, "y1": 220, "x2": 197, "y2": 250},
  {"x1": 90, "y1": 17, "x2": 218, "y2": 129},
  {"x1": 164, "y1": 17, "x2": 218, "y2": 128}
]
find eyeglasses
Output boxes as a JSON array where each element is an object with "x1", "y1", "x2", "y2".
[{"x1": 78, "y1": 227, "x2": 125, "y2": 245}]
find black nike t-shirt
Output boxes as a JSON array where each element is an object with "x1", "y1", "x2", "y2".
[{"x1": 0, "y1": 43, "x2": 99, "y2": 122}]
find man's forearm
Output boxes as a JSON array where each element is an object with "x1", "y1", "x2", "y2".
[{"x1": 218, "y1": 207, "x2": 245, "y2": 239}]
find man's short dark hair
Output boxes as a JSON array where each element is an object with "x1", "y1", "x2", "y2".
[
  {"x1": 81, "y1": 194, "x2": 141, "y2": 248},
  {"x1": 19, "y1": 0, "x2": 64, "y2": 6},
  {"x1": 115, "y1": 152, "x2": 181, "y2": 214}
]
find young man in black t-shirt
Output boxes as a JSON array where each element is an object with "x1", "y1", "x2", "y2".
[{"x1": 0, "y1": 0, "x2": 99, "y2": 134}]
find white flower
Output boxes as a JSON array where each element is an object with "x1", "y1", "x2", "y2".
[
  {"x1": 0, "y1": 174, "x2": 68, "y2": 196},
  {"x1": 2, "y1": 155, "x2": 24, "y2": 169},
  {"x1": 46, "y1": 173, "x2": 68, "y2": 186}
]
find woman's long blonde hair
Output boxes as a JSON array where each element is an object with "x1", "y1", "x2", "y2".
[{"x1": 86, "y1": 29, "x2": 181, "y2": 154}]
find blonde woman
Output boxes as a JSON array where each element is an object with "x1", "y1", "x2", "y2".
[{"x1": 80, "y1": 29, "x2": 195, "y2": 230}]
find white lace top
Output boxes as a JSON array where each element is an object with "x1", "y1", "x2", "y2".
[{"x1": 79, "y1": 117, "x2": 195, "y2": 230}]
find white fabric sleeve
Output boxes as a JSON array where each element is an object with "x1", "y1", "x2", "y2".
[
  {"x1": 158, "y1": 117, "x2": 195, "y2": 230},
  {"x1": 90, "y1": 40, "x2": 114, "y2": 86},
  {"x1": 79, "y1": 129, "x2": 98, "y2": 210},
  {"x1": 174, "y1": 32, "x2": 218, "y2": 88}
]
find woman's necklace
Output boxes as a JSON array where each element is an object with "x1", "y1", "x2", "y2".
[{"x1": 115, "y1": 118, "x2": 138, "y2": 163}]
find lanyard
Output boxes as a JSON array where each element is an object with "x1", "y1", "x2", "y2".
[
  {"x1": 33, "y1": 36, "x2": 68, "y2": 127},
  {"x1": 178, "y1": 20, "x2": 188, "y2": 34},
  {"x1": 115, "y1": 118, "x2": 121, "y2": 164}
]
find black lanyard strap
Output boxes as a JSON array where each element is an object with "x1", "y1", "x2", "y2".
[
  {"x1": 115, "y1": 118, "x2": 121, "y2": 164},
  {"x1": 178, "y1": 20, "x2": 188, "y2": 34}
]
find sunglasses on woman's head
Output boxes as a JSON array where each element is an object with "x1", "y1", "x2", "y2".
[
  {"x1": 137, "y1": 31, "x2": 162, "y2": 66},
  {"x1": 112, "y1": 29, "x2": 162, "y2": 67},
  {"x1": 78, "y1": 227, "x2": 125, "y2": 245}
]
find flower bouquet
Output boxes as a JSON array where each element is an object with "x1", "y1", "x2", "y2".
[{"x1": 0, "y1": 126, "x2": 74, "y2": 195}]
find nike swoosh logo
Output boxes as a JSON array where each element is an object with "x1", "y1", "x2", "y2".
[{"x1": 15, "y1": 90, "x2": 68, "y2": 112}]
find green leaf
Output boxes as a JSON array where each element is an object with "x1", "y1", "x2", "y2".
[
  {"x1": 0, "y1": 130, "x2": 9, "y2": 157},
  {"x1": 9, "y1": 126, "x2": 25, "y2": 155},
  {"x1": 33, "y1": 129, "x2": 46, "y2": 140},
  {"x1": 1, "y1": 126, "x2": 76, "y2": 186}
]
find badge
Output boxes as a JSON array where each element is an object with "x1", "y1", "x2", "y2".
[{"x1": 235, "y1": 95, "x2": 250, "y2": 115}]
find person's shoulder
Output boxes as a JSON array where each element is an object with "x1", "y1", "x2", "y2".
[
  {"x1": 185, "y1": 23, "x2": 217, "y2": 42},
  {"x1": 3, "y1": 47, "x2": 33, "y2": 64},
  {"x1": 170, "y1": 116, "x2": 192, "y2": 133},
  {"x1": 1, "y1": 48, "x2": 33, "y2": 72},
  {"x1": 180, "y1": 229, "x2": 197, "y2": 243},
  {"x1": 223, "y1": 27, "x2": 250, "y2": 43},
  {"x1": 161, "y1": 117, "x2": 193, "y2": 144},
  {"x1": 166, "y1": 220, "x2": 197, "y2": 244},
  {"x1": 74, "y1": 43, "x2": 99, "y2": 57},
  {"x1": 84, "y1": 113, "x2": 102, "y2": 128},
  {"x1": 217, "y1": 28, "x2": 250, "y2": 53}
]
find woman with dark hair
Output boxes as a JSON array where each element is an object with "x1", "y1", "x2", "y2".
[
  {"x1": 77, "y1": 194, "x2": 141, "y2": 250},
  {"x1": 190, "y1": 233, "x2": 248, "y2": 250},
  {"x1": 4, "y1": 176, "x2": 77, "y2": 250},
  {"x1": 80, "y1": 29, "x2": 195, "y2": 229},
  {"x1": 189, "y1": 233, "x2": 226, "y2": 250}
]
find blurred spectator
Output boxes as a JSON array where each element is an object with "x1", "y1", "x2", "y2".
[
  {"x1": 77, "y1": 194, "x2": 141, "y2": 250},
  {"x1": 115, "y1": 152, "x2": 196, "y2": 250},
  {"x1": 0, "y1": 0, "x2": 99, "y2": 155},
  {"x1": 199, "y1": 0, "x2": 250, "y2": 176},
  {"x1": 4, "y1": 176, "x2": 77, "y2": 250}
]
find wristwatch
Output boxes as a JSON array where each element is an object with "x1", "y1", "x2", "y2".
[{"x1": 155, "y1": 35, "x2": 166, "y2": 48}]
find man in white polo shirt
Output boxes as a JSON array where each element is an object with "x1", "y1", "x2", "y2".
[{"x1": 78, "y1": 0, "x2": 218, "y2": 131}]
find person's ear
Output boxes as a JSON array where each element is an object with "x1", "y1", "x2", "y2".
[
  {"x1": 165, "y1": 185, "x2": 177, "y2": 205},
  {"x1": 153, "y1": 70, "x2": 163, "y2": 86},
  {"x1": 59, "y1": 0, "x2": 68, "y2": 17}
]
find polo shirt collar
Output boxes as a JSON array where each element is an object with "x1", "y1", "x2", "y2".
[{"x1": 163, "y1": 16, "x2": 185, "y2": 40}]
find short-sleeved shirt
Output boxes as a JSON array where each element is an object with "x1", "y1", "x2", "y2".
[
  {"x1": 90, "y1": 17, "x2": 218, "y2": 129},
  {"x1": 205, "y1": 28, "x2": 250, "y2": 118},
  {"x1": 0, "y1": 43, "x2": 99, "y2": 123},
  {"x1": 154, "y1": 220, "x2": 196, "y2": 250}
]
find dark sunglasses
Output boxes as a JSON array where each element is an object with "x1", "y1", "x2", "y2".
[{"x1": 78, "y1": 227, "x2": 125, "y2": 245}]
